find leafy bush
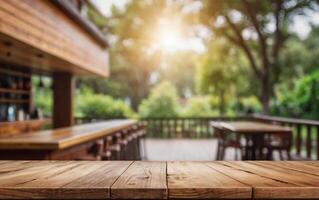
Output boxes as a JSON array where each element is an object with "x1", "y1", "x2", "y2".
[
  {"x1": 32, "y1": 76, "x2": 52, "y2": 117},
  {"x1": 33, "y1": 90, "x2": 52, "y2": 117},
  {"x1": 76, "y1": 87, "x2": 134, "y2": 119},
  {"x1": 138, "y1": 81, "x2": 179, "y2": 118},
  {"x1": 274, "y1": 70, "x2": 319, "y2": 119},
  {"x1": 181, "y1": 96, "x2": 216, "y2": 117},
  {"x1": 238, "y1": 96, "x2": 262, "y2": 114}
]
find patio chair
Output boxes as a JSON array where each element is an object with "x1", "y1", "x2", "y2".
[
  {"x1": 263, "y1": 132, "x2": 292, "y2": 160},
  {"x1": 213, "y1": 122, "x2": 245, "y2": 160},
  {"x1": 137, "y1": 122, "x2": 147, "y2": 160},
  {"x1": 100, "y1": 136, "x2": 113, "y2": 160},
  {"x1": 75, "y1": 139, "x2": 104, "y2": 160}
]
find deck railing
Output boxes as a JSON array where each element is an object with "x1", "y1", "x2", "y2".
[
  {"x1": 251, "y1": 115, "x2": 319, "y2": 160},
  {"x1": 142, "y1": 115, "x2": 319, "y2": 160},
  {"x1": 141, "y1": 116, "x2": 250, "y2": 138},
  {"x1": 75, "y1": 115, "x2": 319, "y2": 160}
]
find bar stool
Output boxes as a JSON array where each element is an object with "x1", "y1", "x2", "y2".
[
  {"x1": 100, "y1": 135, "x2": 113, "y2": 160},
  {"x1": 137, "y1": 122, "x2": 147, "y2": 160},
  {"x1": 130, "y1": 125, "x2": 141, "y2": 160},
  {"x1": 107, "y1": 133, "x2": 122, "y2": 160},
  {"x1": 117, "y1": 131, "x2": 130, "y2": 160},
  {"x1": 264, "y1": 132, "x2": 291, "y2": 160},
  {"x1": 75, "y1": 139, "x2": 104, "y2": 160},
  {"x1": 124, "y1": 128, "x2": 136, "y2": 160}
]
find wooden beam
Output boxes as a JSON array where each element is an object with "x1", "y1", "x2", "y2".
[{"x1": 53, "y1": 72, "x2": 74, "y2": 128}]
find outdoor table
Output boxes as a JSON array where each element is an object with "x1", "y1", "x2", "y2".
[
  {"x1": 0, "y1": 161, "x2": 319, "y2": 199},
  {"x1": 0, "y1": 120, "x2": 136, "y2": 160},
  {"x1": 212, "y1": 121, "x2": 292, "y2": 160}
]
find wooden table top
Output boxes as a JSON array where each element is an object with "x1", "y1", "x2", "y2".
[
  {"x1": 216, "y1": 121, "x2": 291, "y2": 134},
  {"x1": 0, "y1": 161, "x2": 319, "y2": 199},
  {"x1": 0, "y1": 120, "x2": 136, "y2": 150}
]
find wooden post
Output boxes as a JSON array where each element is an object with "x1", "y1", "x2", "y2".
[{"x1": 53, "y1": 72, "x2": 74, "y2": 128}]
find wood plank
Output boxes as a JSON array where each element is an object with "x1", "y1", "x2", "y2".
[
  {"x1": 0, "y1": 161, "x2": 132, "y2": 199},
  {"x1": 167, "y1": 161, "x2": 251, "y2": 199},
  {"x1": 205, "y1": 162, "x2": 294, "y2": 187},
  {"x1": 0, "y1": 161, "x2": 34, "y2": 172},
  {"x1": 1, "y1": 161, "x2": 319, "y2": 199},
  {"x1": 0, "y1": 120, "x2": 136, "y2": 150},
  {"x1": 253, "y1": 161, "x2": 319, "y2": 176},
  {"x1": 222, "y1": 161, "x2": 319, "y2": 199},
  {"x1": 111, "y1": 161, "x2": 167, "y2": 199}
]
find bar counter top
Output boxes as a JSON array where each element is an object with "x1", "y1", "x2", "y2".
[
  {"x1": 0, "y1": 120, "x2": 136, "y2": 150},
  {"x1": 0, "y1": 161, "x2": 319, "y2": 199}
]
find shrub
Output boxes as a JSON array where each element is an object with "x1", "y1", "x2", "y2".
[
  {"x1": 274, "y1": 70, "x2": 319, "y2": 119},
  {"x1": 138, "y1": 81, "x2": 179, "y2": 118},
  {"x1": 76, "y1": 88, "x2": 134, "y2": 119},
  {"x1": 181, "y1": 96, "x2": 216, "y2": 117}
]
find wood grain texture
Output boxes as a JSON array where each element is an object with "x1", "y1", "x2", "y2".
[
  {"x1": 0, "y1": 120, "x2": 136, "y2": 150},
  {"x1": 0, "y1": 161, "x2": 132, "y2": 199},
  {"x1": 111, "y1": 161, "x2": 167, "y2": 199},
  {"x1": 0, "y1": 0, "x2": 109, "y2": 76},
  {"x1": 167, "y1": 161, "x2": 251, "y2": 199},
  {"x1": 1, "y1": 161, "x2": 319, "y2": 199},
  {"x1": 221, "y1": 161, "x2": 319, "y2": 199}
]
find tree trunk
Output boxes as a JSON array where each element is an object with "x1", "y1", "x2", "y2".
[
  {"x1": 219, "y1": 90, "x2": 225, "y2": 116},
  {"x1": 260, "y1": 76, "x2": 269, "y2": 115}
]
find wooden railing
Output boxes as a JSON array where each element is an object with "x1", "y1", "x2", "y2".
[
  {"x1": 251, "y1": 115, "x2": 319, "y2": 160},
  {"x1": 141, "y1": 116, "x2": 250, "y2": 138},
  {"x1": 142, "y1": 115, "x2": 319, "y2": 160},
  {"x1": 75, "y1": 115, "x2": 319, "y2": 160}
]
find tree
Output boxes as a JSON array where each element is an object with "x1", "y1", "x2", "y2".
[
  {"x1": 104, "y1": 1, "x2": 167, "y2": 110},
  {"x1": 195, "y1": 0, "x2": 318, "y2": 114},
  {"x1": 303, "y1": 26, "x2": 319, "y2": 73},
  {"x1": 196, "y1": 38, "x2": 251, "y2": 115},
  {"x1": 158, "y1": 51, "x2": 197, "y2": 98}
]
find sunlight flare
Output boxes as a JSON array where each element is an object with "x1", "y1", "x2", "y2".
[{"x1": 155, "y1": 19, "x2": 183, "y2": 53}]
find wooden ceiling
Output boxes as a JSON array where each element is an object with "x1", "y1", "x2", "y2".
[{"x1": 0, "y1": 0, "x2": 109, "y2": 77}]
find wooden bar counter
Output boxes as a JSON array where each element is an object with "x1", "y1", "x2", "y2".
[
  {"x1": 0, "y1": 161, "x2": 319, "y2": 199},
  {"x1": 0, "y1": 120, "x2": 136, "y2": 160}
]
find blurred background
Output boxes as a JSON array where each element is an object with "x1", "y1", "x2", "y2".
[
  {"x1": 33, "y1": 0, "x2": 319, "y2": 121},
  {"x1": 2, "y1": 0, "x2": 318, "y2": 161}
]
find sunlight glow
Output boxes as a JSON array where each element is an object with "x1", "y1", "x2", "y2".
[{"x1": 155, "y1": 19, "x2": 183, "y2": 53}]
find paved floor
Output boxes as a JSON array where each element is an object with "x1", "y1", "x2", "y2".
[
  {"x1": 143, "y1": 138, "x2": 286, "y2": 161},
  {"x1": 143, "y1": 138, "x2": 239, "y2": 161}
]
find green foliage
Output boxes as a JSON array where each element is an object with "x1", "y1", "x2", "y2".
[
  {"x1": 32, "y1": 76, "x2": 52, "y2": 117},
  {"x1": 159, "y1": 52, "x2": 197, "y2": 98},
  {"x1": 196, "y1": 38, "x2": 252, "y2": 115},
  {"x1": 32, "y1": 2, "x2": 319, "y2": 120},
  {"x1": 274, "y1": 70, "x2": 319, "y2": 119},
  {"x1": 238, "y1": 96, "x2": 262, "y2": 114},
  {"x1": 138, "y1": 81, "x2": 179, "y2": 118},
  {"x1": 76, "y1": 88, "x2": 134, "y2": 119},
  {"x1": 181, "y1": 96, "x2": 216, "y2": 117}
]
